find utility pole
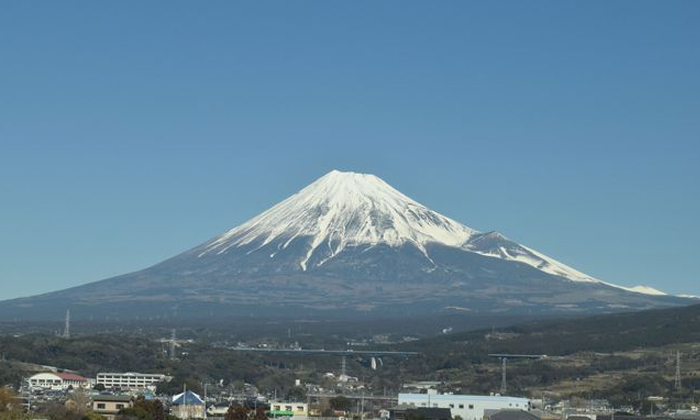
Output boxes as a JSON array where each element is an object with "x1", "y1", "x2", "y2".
[
  {"x1": 170, "y1": 329, "x2": 177, "y2": 360},
  {"x1": 183, "y1": 383, "x2": 187, "y2": 420},
  {"x1": 675, "y1": 350, "x2": 682, "y2": 390},
  {"x1": 360, "y1": 393, "x2": 365, "y2": 420},
  {"x1": 500, "y1": 357, "x2": 507, "y2": 395},
  {"x1": 203, "y1": 383, "x2": 208, "y2": 420}
]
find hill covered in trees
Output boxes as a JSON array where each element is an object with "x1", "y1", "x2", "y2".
[{"x1": 1, "y1": 303, "x2": 699, "y2": 407}]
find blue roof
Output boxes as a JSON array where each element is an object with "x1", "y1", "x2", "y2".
[{"x1": 172, "y1": 390, "x2": 204, "y2": 406}]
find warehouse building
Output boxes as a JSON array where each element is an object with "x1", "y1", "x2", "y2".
[{"x1": 398, "y1": 393, "x2": 531, "y2": 420}]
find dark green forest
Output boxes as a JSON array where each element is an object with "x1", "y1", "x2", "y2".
[{"x1": 1, "y1": 304, "x2": 699, "y2": 405}]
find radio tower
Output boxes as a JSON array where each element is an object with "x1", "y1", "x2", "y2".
[
  {"x1": 675, "y1": 350, "x2": 682, "y2": 390},
  {"x1": 63, "y1": 309, "x2": 71, "y2": 339}
]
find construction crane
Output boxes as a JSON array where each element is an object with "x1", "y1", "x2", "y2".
[{"x1": 488, "y1": 353, "x2": 548, "y2": 394}]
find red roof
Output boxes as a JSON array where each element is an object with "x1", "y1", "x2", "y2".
[{"x1": 56, "y1": 372, "x2": 87, "y2": 381}]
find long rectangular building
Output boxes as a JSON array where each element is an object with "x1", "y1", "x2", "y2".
[
  {"x1": 28, "y1": 372, "x2": 89, "y2": 390},
  {"x1": 398, "y1": 393, "x2": 530, "y2": 420},
  {"x1": 96, "y1": 372, "x2": 171, "y2": 390}
]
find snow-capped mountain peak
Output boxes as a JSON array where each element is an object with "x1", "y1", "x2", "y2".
[
  {"x1": 196, "y1": 170, "x2": 669, "y2": 297},
  {"x1": 199, "y1": 170, "x2": 477, "y2": 269},
  {"x1": 4, "y1": 170, "x2": 688, "y2": 321}
]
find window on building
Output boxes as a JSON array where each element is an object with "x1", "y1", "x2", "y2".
[
  {"x1": 469, "y1": 405, "x2": 474, "y2": 409},
  {"x1": 449, "y1": 404, "x2": 454, "y2": 408},
  {"x1": 97, "y1": 404, "x2": 106, "y2": 409},
  {"x1": 459, "y1": 405, "x2": 464, "y2": 409},
  {"x1": 116, "y1": 404, "x2": 124, "y2": 409}
]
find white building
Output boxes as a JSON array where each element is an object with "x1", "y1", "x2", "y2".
[
  {"x1": 398, "y1": 394, "x2": 530, "y2": 420},
  {"x1": 28, "y1": 372, "x2": 89, "y2": 391},
  {"x1": 96, "y1": 372, "x2": 171, "y2": 390},
  {"x1": 269, "y1": 401, "x2": 309, "y2": 419}
]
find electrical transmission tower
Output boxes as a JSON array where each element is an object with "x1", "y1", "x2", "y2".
[{"x1": 488, "y1": 353, "x2": 546, "y2": 396}]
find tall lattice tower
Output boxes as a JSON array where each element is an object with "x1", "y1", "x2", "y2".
[
  {"x1": 63, "y1": 309, "x2": 71, "y2": 339},
  {"x1": 675, "y1": 350, "x2": 682, "y2": 390}
]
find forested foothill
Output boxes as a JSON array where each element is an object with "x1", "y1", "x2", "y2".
[{"x1": 1, "y1": 303, "x2": 699, "y2": 408}]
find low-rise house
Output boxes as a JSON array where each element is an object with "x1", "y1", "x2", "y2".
[
  {"x1": 269, "y1": 401, "x2": 308, "y2": 418},
  {"x1": 207, "y1": 403, "x2": 232, "y2": 417},
  {"x1": 390, "y1": 406, "x2": 451, "y2": 420},
  {"x1": 92, "y1": 395, "x2": 133, "y2": 420},
  {"x1": 402, "y1": 381, "x2": 442, "y2": 392},
  {"x1": 485, "y1": 409, "x2": 541, "y2": 420},
  {"x1": 671, "y1": 412, "x2": 700, "y2": 420}
]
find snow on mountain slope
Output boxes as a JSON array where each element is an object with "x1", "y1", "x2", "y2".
[
  {"x1": 620, "y1": 285, "x2": 667, "y2": 296},
  {"x1": 463, "y1": 231, "x2": 667, "y2": 296},
  {"x1": 199, "y1": 170, "x2": 476, "y2": 269},
  {"x1": 463, "y1": 231, "x2": 599, "y2": 283},
  {"x1": 197, "y1": 170, "x2": 666, "y2": 296}
]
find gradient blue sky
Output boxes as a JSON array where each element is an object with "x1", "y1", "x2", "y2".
[{"x1": 1, "y1": 1, "x2": 698, "y2": 300}]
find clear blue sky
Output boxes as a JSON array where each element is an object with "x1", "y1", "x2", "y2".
[{"x1": 1, "y1": 1, "x2": 698, "y2": 300}]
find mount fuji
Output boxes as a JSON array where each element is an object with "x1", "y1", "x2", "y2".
[{"x1": 0, "y1": 170, "x2": 691, "y2": 320}]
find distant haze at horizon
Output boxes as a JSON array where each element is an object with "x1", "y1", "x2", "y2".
[{"x1": 0, "y1": 2, "x2": 698, "y2": 300}]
